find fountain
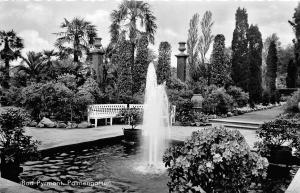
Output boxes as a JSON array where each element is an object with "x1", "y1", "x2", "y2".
[{"x1": 136, "y1": 63, "x2": 171, "y2": 173}]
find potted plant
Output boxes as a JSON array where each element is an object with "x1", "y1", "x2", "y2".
[
  {"x1": 0, "y1": 107, "x2": 40, "y2": 182},
  {"x1": 254, "y1": 118, "x2": 300, "y2": 165},
  {"x1": 118, "y1": 108, "x2": 143, "y2": 144}
]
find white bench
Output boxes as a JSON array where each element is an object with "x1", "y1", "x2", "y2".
[
  {"x1": 129, "y1": 104, "x2": 176, "y2": 125},
  {"x1": 88, "y1": 104, "x2": 176, "y2": 127},
  {"x1": 87, "y1": 104, "x2": 127, "y2": 127}
]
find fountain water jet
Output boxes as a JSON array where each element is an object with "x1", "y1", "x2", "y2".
[{"x1": 136, "y1": 63, "x2": 170, "y2": 173}]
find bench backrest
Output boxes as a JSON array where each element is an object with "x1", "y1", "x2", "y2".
[
  {"x1": 88, "y1": 104, "x2": 127, "y2": 115},
  {"x1": 129, "y1": 104, "x2": 176, "y2": 116}
]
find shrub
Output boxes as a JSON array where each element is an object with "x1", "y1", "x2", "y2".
[
  {"x1": 57, "y1": 73, "x2": 77, "y2": 90},
  {"x1": 226, "y1": 86, "x2": 249, "y2": 108},
  {"x1": 262, "y1": 90, "x2": 270, "y2": 106},
  {"x1": 285, "y1": 89, "x2": 300, "y2": 113},
  {"x1": 118, "y1": 108, "x2": 143, "y2": 129},
  {"x1": 254, "y1": 118, "x2": 300, "y2": 158},
  {"x1": 72, "y1": 90, "x2": 95, "y2": 122},
  {"x1": 202, "y1": 87, "x2": 233, "y2": 114},
  {"x1": 175, "y1": 99, "x2": 195, "y2": 125},
  {"x1": 0, "y1": 107, "x2": 39, "y2": 164},
  {"x1": 163, "y1": 127, "x2": 269, "y2": 193},
  {"x1": 270, "y1": 90, "x2": 280, "y2": 104}
]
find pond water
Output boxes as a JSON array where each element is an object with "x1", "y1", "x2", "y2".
[
  {"x1": 18, "y1": 141, "x2": 299, "y2": 193},
  {"x1": 19, "y1": 143, "x2": 168, "y2": 193}
]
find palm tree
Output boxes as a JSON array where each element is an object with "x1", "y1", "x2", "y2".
[
  {"x1": 110, "y1": 0, "x2": 157, "y2": 63},
  {"x1": 17, "y1": 51, "x2": 46, "y2": 83},
  {"x1": 0, "y1": 30, "x2": 24, "y2": 88},
  {"x1": 54, "y1": 17, "x2": 97, "y2": 63}
]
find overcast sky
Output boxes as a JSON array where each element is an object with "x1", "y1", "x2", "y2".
[{"x1": 0, "y1": 0, "x2": 298, "y2": 66}]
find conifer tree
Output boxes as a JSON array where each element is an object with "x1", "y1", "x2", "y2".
[
  {"x1": 286, "y1": 59, "x2": 297, "y2": 88},
  {"x1": 266, "y1": 40, "x2": 278, "y2": 94},
  {"x1": 210, "y1": 34, "x2": 229, "y2": 86},
  {"x1": 157, "y1": 42, "x2": 171, "y2": 85},
  {"x1": 231, "y1": 7, "x2": 249, "y2": 91},
  {"x1": 248, "y1": 25, "x2": 263, "y2": 104},
  {"x1": 132, "y1": 35, "x2": 149, "y2": 93}
]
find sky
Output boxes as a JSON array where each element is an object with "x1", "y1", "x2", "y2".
[{"x1": 0, "y1": 0, "x2": 298, "y2": 67}]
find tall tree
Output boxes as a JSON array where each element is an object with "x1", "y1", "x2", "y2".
[
  {"x1": 0, "y1": 30, "x2": 24, "y2": 89},
  {"x1": 210, "y1": 34, "x2": 229, "y2": 86},
  {"x1": 262, "y1": 34, "x2": 280, "y2": 89},
  {"x1": 54, "y1": 17, "x2": 97, "y2": 63},
  {"x1": 286, "y1": 59, "x2": 297, "y2": 88},
  {"x1": 17, "y1": 51, "x2": 46, "y2": 83},
  {"x1": 110, "y1": 0, "x2": 157, "y2": 70},
  {"x1": 248, "y1": 25, "x2": 263, "y2": 104},
  {"x1": 289, "y1": 3, "x2": 300, "y2": 87},
  {"x1": 198, "y1": 11, "x2": 214, "y2": 64},
  {"x1": 187, "y1": 13, "x2": 200, "y2": 81},
  {"x1": 231, "y1": 7, "x2": 249, "y2": 91},
  {"x1": 115, "y1": 39, "x2": 133, "y2": 97},
  {"x1": 266, "y1": 40, "x2": 278, "y2": 94},
  {"x1": 157, "y1": 42, "x2": 171, "y2": 85},
  {"x1": 132, "y1": 34, "x2": 149, "y2": 93}
]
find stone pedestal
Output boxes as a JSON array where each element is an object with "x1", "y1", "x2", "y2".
[{"x1": 175, "y1": 42, "x2": 188, "y2": 82}]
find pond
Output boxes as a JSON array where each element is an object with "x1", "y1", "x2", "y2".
[
  {"x1": 19, "y1": 143, "x2": 168, "y2": 193},
  {"x1": 18, "y1": 140, "x2": 299, "y2": 193}
]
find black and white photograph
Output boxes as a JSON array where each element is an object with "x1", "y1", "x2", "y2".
[{"x1": 0, "y1": 0, "x2": 300, "y2": 192}]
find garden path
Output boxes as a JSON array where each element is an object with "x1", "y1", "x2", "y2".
[{"x1": 25, "y1": 106, "x2": 285, "y2": 150}]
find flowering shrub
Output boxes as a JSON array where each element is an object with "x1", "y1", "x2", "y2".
[
  {"x1": 202, "y1": 88, "x2": 233, "y2": 114},
  {"x1": 226, "y1": 86, "x2": 249, "y2": 108},
  {"x1": 254, "y1": 118, "x2": 300, "y2": 158},
  {"x1": 118, "y1": 108, "x2": 143, "y2": 129},
  {"x1": 163, "y1": 127, "x2": 269, "y2": 193},
  {"x1": 175, "y1": 99, "x2": 195, "y2": 126}
]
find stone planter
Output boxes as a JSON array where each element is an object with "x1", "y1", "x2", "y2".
[
  {"x1": 268, "y1": 145, "x2": 292, "y2": 165},
  {"x1": 123, "y1": 128, "x2": 142, "y2": 144},
  {"x1": 191, "y1": 94, "x2": 203, "y2": 109},
  {"x1": 0, "y1": 157, "x2": 23, "y2": 182}
]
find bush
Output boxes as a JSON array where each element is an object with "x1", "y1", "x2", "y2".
[
  {"x1": 57, "y1": 73, "x2": 77, "y2": 90},
  {"x1": 270, "y1": 90, "x2": 280, "y2": 104},
  {"x1": 163, "y1": 127, "x2": 268, "y2": 193},
  {"x1": 226, "y1": 86, "x2": 249, "y2": 108},
  {"x1": 0, "y1": 107, "x2": 39, "y2": 164},
  {"x1": 262, "y1": 90, "x2": 270, "y2": 106},
  {"x1": 254, "y1": 118, "x2": 300, "y2": 158},
  {"x1": 118, "y1": 108, "x2": 143, "y2": 129},
  {"x1": 202, "y1": 87, "x2": 233, "y2": 115},
  {"x1": 285, "y1": 89, "x2": 300, "y2": 113},
  {"x1": 175, "y1": 99, "x2": 195, "y2": 126}
]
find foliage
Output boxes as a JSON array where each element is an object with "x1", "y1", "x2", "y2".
[
  {"x1": 78, "y1": 77, "x2": 103, "y2": 103},
  {"x1": 262, "y1": 90, "x2": 271, "y2": 106},
  {"x1": 231, "y1": 7, "x2": 249, "y2": 91},
  {"x1": 132, "y1": 34, "x2": 149, "y2": 94},
  {"x1": 57, "y1": 73, "x2": 77, "y2": 90},
  {"x1": 0, "y1": 86, "x2": 22, "y2": 107},
  {"x1": 110, "y1": 0, "x2": 157, "y2": 44},
  {"x1": 202, "y1": 87, "x2": 233, "y2": 114},
  {"x1": 187, "y1": 13, "x2": 200, "y2": 81},
  {"x1": 254, "y1": 118, "x2": 300, "y2": 157},
  {"x1": 0, "y1": 107, "x2": 39, "y2": 164},
  {"x1": 266, "y1": 40, "x2": 278, "y2": 96},
  {"x1": 175, "y1": 99, "x2": 195, "y2": 126},
  {"x1": 285, "y1": 89, "x2": 300, "y2": 113},
  {"x1": 54, "y1": 17, "x2": 97, "y2": 62},
  {"x1": 115, "y1": 39, "x2": 134, "y2": 96},
  {"x1": 286, "y1": 59, "x2": 297, "y2": 88},
  {"x1": 248, "y1": 25, "x2": 263, "y2": 104},
  {"x1": 0, "y1": 30, "x2": 24, "y2": 89},
  {"x1": 226, "y1": 86, "x2": 249, "y2": 108},
  {"x1": 210, "y1": 34, "x2": 230, "y2": 86},
  {"x1": 118, "y1": 108, "x2": 143, "y2": 129},
  {"x1": 198, "y1": 11, "x2": 214, "y2": 64},
  {"x1": 163, "y1": 127, "x2": 269, "y2": 193},
  {"x1": 157, "y1": 41, "x2": 171, "y2": 85},
  {"x1": 72, "y1": 89, "x2": 95, "y2": 121}
]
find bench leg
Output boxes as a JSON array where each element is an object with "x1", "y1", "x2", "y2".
[
  {"x1": 88, "y1": 117, "x2": 90, "y2": 124},
  {"x1": 95, "y1": 119, "x2": 98, "y2": 128},
  {"x1": 110, "y1": 117, "x2": 113, "y2": 126},
  {"x1": 105, "y1": 118, "x2": 107, "y2": 125}
]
